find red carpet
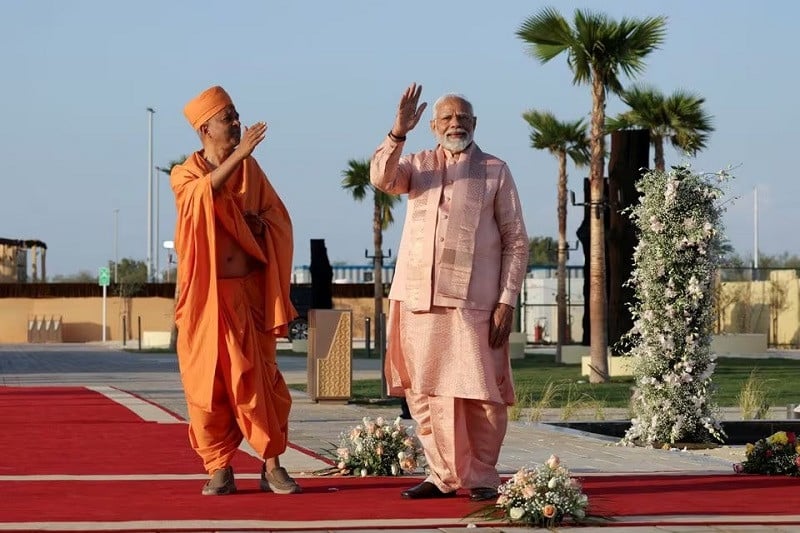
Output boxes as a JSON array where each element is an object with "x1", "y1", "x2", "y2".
[
  {"x1": 0, "y1": 477, "x2": 485, "y2": 522},
  {"x1": 1, "y1": 386, "x2": 798, "y2": 530},
  {"x1": 582, "y1": 474, "x2": 800, "y2": 517},
  {"x1": 0, "y1": 386, "x2": 261, "y2": 476},
  {"x1": 1, "y1": 474, "x2": 798, "y2": 523}
]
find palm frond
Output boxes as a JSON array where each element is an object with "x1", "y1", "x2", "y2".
[
  {"x1": 341, "y1": 158, "x2": 371, "y2": 201},
  {"x1": 377, "y1": 190, "x2": 402, "y2": 230},
  {"x1": 612, "y1": 16, "x2": 668, "y2": 79},
  {"x1": 523, "y1": 109, "x2": 590, "y2": 166},
  {"x1": 613, "y1": 84, "x2": 714, "y2": 155},
  {"x1": 516, "y1": 7, "x2": 575, "y2": 63}
]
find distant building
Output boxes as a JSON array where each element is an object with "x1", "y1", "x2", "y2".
[
  {"x1": 0, "y1": 238, "x2": 47, "y2": 282},
  {"x1": 291, "y1": 262, "x2": 589, "y2": 343},
  {"x1": 292, "y1": 264, "x2": 395, "y2": 285}
]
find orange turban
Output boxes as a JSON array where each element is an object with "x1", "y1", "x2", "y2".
[{"x1": 183, "y1": 86, "x2": 233, "y2": 129}]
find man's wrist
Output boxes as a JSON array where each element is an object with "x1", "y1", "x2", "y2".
[{"x1": 388, "y1": 130, "x2": 406, "y2": 142}]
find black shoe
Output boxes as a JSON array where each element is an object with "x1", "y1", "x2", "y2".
[
  {"x1": 401, "y1": 481, "x2": 456, "y2": 499},
  {"x1": 469, "y1": 487, "x2": 498, "y2": 502},
  {"x1": 400, "y1": 398, "x2": 412, "y2": 420}
]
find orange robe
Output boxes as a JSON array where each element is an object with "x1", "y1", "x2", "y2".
[{"x1": 170, "y1": 152, "x2": 296, "y2": 471}]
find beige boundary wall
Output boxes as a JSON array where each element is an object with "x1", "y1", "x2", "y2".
[
  {"x1": 0, "y1": 297, "x2": 175, "y2": 343},
  {"x1": 0, "y1": 295, "x2": 378, "y2": 344},
  {"x1": 2, "y1": 270, "x2": 799, "y2": 345}
]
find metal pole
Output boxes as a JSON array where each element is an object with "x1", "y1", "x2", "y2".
[
  {"x1": 102, "y1": 284, "x2": 107, "y2": 342},
  {"x1": 155, "y1": 165, "x2": 160, "y2": 282},
  {"x1": 753, "y1": 186, "x2": 759, "y2": 270},
  {"x1": 113, "y1": 208, "x2": 119, "y2": 283},
  {"x1": 154, "y1": 166, "x2": 170, "y2": 281},
  {"x1": 364, "y1": 317, "x2": 371, "y2": 359},
  {"x1": 146, "y1": 107, "x2": 155, "y2": 282},
  {"x1": 379, "y1": 312, "x2": 387, "y2": 399}
]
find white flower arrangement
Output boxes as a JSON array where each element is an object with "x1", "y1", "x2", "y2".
[
  {"x1": 621, "y1": 165, "x2": 732, "y2": 446},
  {"x1": 493, "y1": 455, "x2": 588, "y2": 528},
  {"x1": 329, "y1": 416, "x2": 426, "y2": 476}
]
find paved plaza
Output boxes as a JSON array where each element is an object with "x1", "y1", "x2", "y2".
[{"x1": 1, "y1": 343, "x2": 798, "y2": 532}]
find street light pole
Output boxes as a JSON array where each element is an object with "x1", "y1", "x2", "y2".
[
  {"x1": 753, "y1": 186, "x2": 759, "y2": 270},
  {"x1": 113, "y1": 208, "x2": 119, "y2": 283},
  {"x1": 154, "y1": 165, "x2": 172, "y2": 282},
  {"x1": 155, "y1": 164, "x2": 160, "y2": 281},
  {"x1": 146, "y1": 107, "x2": 155, "y2": 282}
]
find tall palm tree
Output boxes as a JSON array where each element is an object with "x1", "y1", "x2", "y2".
[
  {"x1": 517, "y1": 8, "x2": 666, "y2": 383},
  {"x1": 341, "y1": 159, "x2": 402, "y2": 346},
  {"x1": 523, "y1": 110, "x2": 589, "y2": 362},
  {"x1": 607, "y1": 84, "x2": 714, "y2": 170},
  {"x1": 157, "y1": 155, "x2": 189, "y2": 352}
]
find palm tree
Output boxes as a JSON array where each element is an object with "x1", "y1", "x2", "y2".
[
  {"x1": 607, "y1": 84, "x2": 714, "y2": 170},
  {"x1": 522, "y1": 110, "x2": 589, "y2": 362},
  {"x1": 157, "y1": 155, "x2": 189, "y2": 352},
  {"x1": 341, "y1": 159, "x2": 402, "y2": 346},
  {"x1": 517, "y1": 8, "x2": 666, "y2": 383}
]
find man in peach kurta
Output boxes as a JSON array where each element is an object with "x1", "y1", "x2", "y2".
[
  {"x1": 171, "y1": 85, "x2": 301, "y2": 496},
  {"x1": 370, "y1": 83, "x2": 528, "y2": 502}
]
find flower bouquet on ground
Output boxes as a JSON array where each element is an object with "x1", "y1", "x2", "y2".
[
  {"x1": 733, "y1": 431, "x2": 800, "y2": 476},
  {"x1": 317, "y1": 416, "x2": 426, "y2": 476},
  {"x1": 490, "y1": 455, "x2": 588, "y2": 528}
]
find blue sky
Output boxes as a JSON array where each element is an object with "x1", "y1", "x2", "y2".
[{"x1": 2, "y1": 0, "x2": 796, "y2": 277}]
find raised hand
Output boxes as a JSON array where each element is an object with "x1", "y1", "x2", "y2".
[
  {"x1": 237, "y1": 121, "x2": 267, "y2": 158},
  {"x1": 392, "y1": 83, "x2": 427, "y2": 138}
]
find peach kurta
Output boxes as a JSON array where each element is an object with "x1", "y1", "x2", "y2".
[
  {"x1": 170, "y1": 152, "x2": 296, "y2": 471},
  {"x1": 371, "y1": 135, "x2": 528, "y2": 491},
  {"x1": 371, "y1": 137, "x2": 528, "y2": 404}
]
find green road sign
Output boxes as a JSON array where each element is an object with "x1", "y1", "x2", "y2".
[{"x1": 98, "y1": 267, "x2": 111, "y2": 287}]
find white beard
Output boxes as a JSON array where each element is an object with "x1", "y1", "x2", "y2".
[{"x1": 437, "y1": 131, "x2": 473, "y2": 153}]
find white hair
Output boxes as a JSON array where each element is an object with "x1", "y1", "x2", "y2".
[{"x1": 432, "y1": 93, "x2": 474, "y2": 119}]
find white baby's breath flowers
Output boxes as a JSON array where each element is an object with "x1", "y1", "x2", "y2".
[{"x1": 621, "y1": 166, "x2": 731, "y2": 447}]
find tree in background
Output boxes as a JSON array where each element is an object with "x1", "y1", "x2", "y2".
[
  {"x1": 107, "y1": 257, "x2": 147, "y2": 341},
  {"x1": 517, "y1": 7, "x2": 666, "y2": 383},
  {"x1": 528, "y1": 236, "x2": 558, "y2": 266},
  {"x1": 607, "y1": 84, "x2": 714, "y2": 170},
  {"x1": 341, "y1": 158, "x2": 402, "y2": 343},
  {"x1": 523, "y1": 110, "x2": 589, "y2": 358},
  {"x1": 51, "y1": 271, "x2": 96, "y2": 283},
  {"x1": 108, "y1": 258, "x2": 147, "y2": 286}
]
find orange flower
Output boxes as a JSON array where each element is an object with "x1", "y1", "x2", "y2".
[{"x1": 543, "y1": 504, "x2": 557, "y2": 518}]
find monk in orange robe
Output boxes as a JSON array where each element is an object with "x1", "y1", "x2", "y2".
[{"x1": 170, "y1": 85, "x2": 301, "y2": 496}]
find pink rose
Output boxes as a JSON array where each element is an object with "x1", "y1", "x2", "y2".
[
  {"x1": 543, "y1": 504, "x2": 556, "y2": 518},
  {"x1": 794, "y1": 456, "x2": 800, "y2": 468},
  {"x1": 733, "y1": 463, "x2": 744, "y2": 473}
]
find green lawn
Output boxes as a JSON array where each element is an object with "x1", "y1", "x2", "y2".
[
  {"x1": 293, "y1": 353, "x2": 800, "y2": 409},
  {"x1": 135, "y1": 346, "x2": 799, "y2": 409}
]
